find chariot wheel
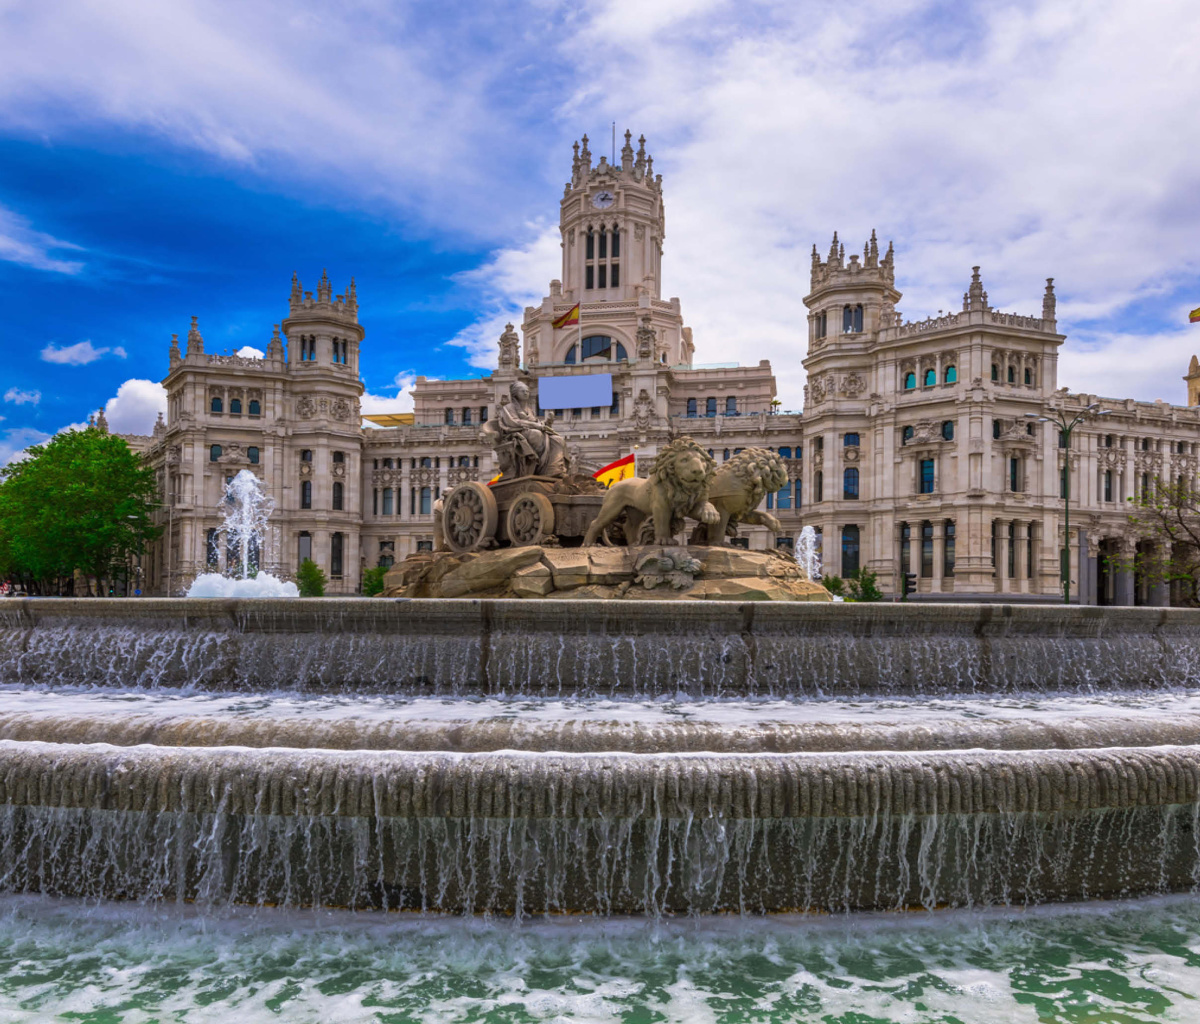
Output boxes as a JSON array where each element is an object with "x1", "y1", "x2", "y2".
[
  {"x1": 443, "y1": 481, "x2": 499, "y2": 553},
  {"x1": 505, "y1": 492, "x2": 555, "y2": 546}
]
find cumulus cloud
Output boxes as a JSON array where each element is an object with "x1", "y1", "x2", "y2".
[
  {"x1": 3, "y1": 388, "x2": 40, "y2": 406},
  {"x1": 362, "y1": 371, "x2": 421, "y2": 420},
  {"x1": 100, "y1": 378, "x2": 168, "y2": 435},
  {"x1": 0, "y1": 427, "x2": 51, "y2": 467},
  {"x1": 40, "y1": 340, "x2": 127, "y2": 365},
  {"x1": 235, "y1": 345, "x2": 265, "y2": 358},
  {"x1": 0, "y1": 204, "x2": 84, "y2": 274},
  {"x1": 446, "y1": 225, "x2": 561, "y2": 368}
]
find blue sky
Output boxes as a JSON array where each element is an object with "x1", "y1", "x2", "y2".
[{"x1": 1, "y1": 0, "x2": 1199, "y2": 462}]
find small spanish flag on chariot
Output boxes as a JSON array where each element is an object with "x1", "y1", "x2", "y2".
[
  {"x1": 593, "y1": 453, "x2": 635, "y2": 488},
  {"x1": 552, "y1": 303, "x2": 581, "y2": 329},
  {"x1": 1190, "y1": 306, "x2": 1200, "y2": 324}
]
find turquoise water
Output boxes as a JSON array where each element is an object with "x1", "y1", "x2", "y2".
[{"x1": 3, "y1": 896, "x2": 1200, "y2": 1022}]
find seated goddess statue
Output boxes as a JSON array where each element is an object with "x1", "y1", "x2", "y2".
[{"x1": 483, "y1": 380, "x2": 571, "y2": 479}]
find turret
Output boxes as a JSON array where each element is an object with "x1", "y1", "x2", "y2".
[
  {"x1": 279, "y1": 270, "x2": 364, "y2": 371},
  {"x1": 1185, "y1": 353, "x2": 1200, "y2": 407},
  {"x1": 186, "y1": 316, "x2": 204, "y2": 357},
  {"x1": 1042, "y1": 278, "x2": 1057, "y2": 329},
  {"x1": 962, "y1": 267, "x2": 990, "y2": 313},
  {"x1": 805, "y1": 230, "x2": 900, "y2": 343}
]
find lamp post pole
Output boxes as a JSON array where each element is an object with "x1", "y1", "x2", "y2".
[{"x1": 1027, "y1": 403, "x2": 1109, "y2": 604}]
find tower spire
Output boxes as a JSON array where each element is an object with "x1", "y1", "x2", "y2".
[{"x1": 1042, "y1": 277, "x2": 1057, "y2": 326}]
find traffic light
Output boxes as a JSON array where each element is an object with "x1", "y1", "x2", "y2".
[{"x1": 902, "y1": 572, "x2": 917, "y2": 599}]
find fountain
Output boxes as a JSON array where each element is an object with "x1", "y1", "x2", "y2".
[
  {"x1": 795, "y1": 524, "x2": 821, "y2": 580},
  {"x1": 186, "y1": 469, "x2": 298, "y2": 598},
  {"x1": 0, "y1": 437, "x2": 1199, "y2": 924}
]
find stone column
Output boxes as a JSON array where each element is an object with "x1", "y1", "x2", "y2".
[
  {"x1": 1014, "y1": 520, "x2": 1029, "y2": 593},
  {"x1": 907, "y1": 520, "x2": 922, "y2": 582},
  {"x1": 995, "y1": 518, "x2": 1010, "y2": 593},
  {"x1": 893, "y1": 520, "x2": 905, "y2": 595},
  {"x1": 932, "y1": 519, "x2": 945, "y2": 592}
]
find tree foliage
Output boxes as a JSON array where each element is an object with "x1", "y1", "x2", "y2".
[
  {"x1": 1121, "y1": 479, "x2": 1200, "y2": 604},
  {"x1": 296, "y1": 558, "x2": 327, "y2": 597},
  {"x1": 0, "y1": 428, "x2": 160, "y2": 594},
  {"x1": 361, "y1": 565, "x2": 387, "y2": 597},
  {"x1": 821, "y1": 568, "x2": 883, "y2": 602}
]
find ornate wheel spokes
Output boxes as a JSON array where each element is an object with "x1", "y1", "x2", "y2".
[
  {"x1": 443, "y1": 482, "x2": 499, "y2": 552},
  {"x1": 506, "y1": 492, "x2": 553, "y2": 547}
]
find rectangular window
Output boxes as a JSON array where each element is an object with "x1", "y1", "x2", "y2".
[
  {"x1": 599, "y1": 231, "x2": 607, "y2": 259},
  {"x1": 298, "y1": 532, "x2": 312, "y2": 564},
  {"x1": 900, "y1": 523, "x2": 910, "y2": 574},
  {"x1": 585, "y1": 265, "x2": 594, "y2": 289},
  {"x1": 945, "y1": 521, "x2": 956, "y2": 577},
  {"x1": 585, "y1": 232, "x2": 594, "y2": 259},
  {"x1": 373, "y1": 488, "x2": 378, "y2": 516},
  {"x1": 611, "y1": 228, "x2": 620, "y2": 258},
  {"x1": 1104, "y1": 470, "x2": 1113, "y2": 502},
  {"x1": 410, "y1": 487, "x2": 416, "y2": 515},
  {"x1": 921, "y1": 522, "x2": 934, "y2": 578},
  {"x1": 841, "y1": 526, "x2": 860, "y2": 577},
  {"x1": 598, "y1": 265, "x2": 607, "y2": 288},
  {"x1": 776, "y1": 482, "x2": 792, "y2": 509},
  {"x1": 331, "y1": 533, "x2": 343, "y2": 578},
  {"x1": 420, "y1": 488, "x2": 432, "y2": 516},
  {"x1": 920, "y1": 459, "x2": 935, "y2": 494},
  {"x1": 1010, "y1": 457, "x2": 1020, "y2": 492},
  {"x1": 611, "y1": 263, "x2": 619, "y2": 288},
  {"x1": 382, "y1": 488, "x2": 394, "y2": 516},
  {"x1": 480, "y1": 406, "x2": 488, "y2": 423}
]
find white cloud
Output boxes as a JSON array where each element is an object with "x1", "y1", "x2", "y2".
[
  {"x1": 3, "y1": 388, "x2": 40, "y2": 406},
  {"x1": 362, "y1": 371, "x2": 421, "y2": 420},
  {"x1": 235, "y1": 345, "x2": 265, "y2": 358},
  {"x1": 446, "y1": 224, "x2": 561, "y2": 368},
  {"x1": 0, "y1": 427, "x2": 51, "y2": 467},
  {"x1": 100, "y1": 379, "x2": 168, "y2": 435},
  {"x1": 40, "y1": 340, "x2": 124, "y2": 365},
  {"x1": 0, "y1": 204, "x2": 84, "y2": 274}
]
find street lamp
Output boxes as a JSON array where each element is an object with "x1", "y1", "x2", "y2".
[{"x1": 1025, "y1": 403, "x2": 1110, "y2": 603}]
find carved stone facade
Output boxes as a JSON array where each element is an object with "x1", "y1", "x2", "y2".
[{"x1": 125, "y1": 139, "x2": 1200, "y2": 604}]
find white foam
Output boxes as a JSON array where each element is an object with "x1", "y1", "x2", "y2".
[{"x1": 186, "y1": 573, "x2": 299, "y2": 598}]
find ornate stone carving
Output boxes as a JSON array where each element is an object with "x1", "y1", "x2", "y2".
[
  {"x1": 633, "y1": 388, "x2": 655, "y2": 431},
  {"x1": 689, "y1": 448, "x2": 788, "y2": 546},
  {"x1": 331, "y1": 398, "x2": 352, "y2": 421},
  {"x1": 296, "y1": 396, "x2": 316, "y2": 419},
  {"x1": 636, "y1": 315, "x2": 655, "y2": 361},
  {"x1": 480, "y1": 380, "x2": 570, "y2": 479},
  {"x1": 634, "y1": 224, "x2": 645, "y2": 241},
  {"x1": 498, "y1": 323, "x2": 520, "y2": 371},
  {"x1": 844, "y1": 445, "x2": 860, "y2": 463},
  {"x1": 841, "y1": 372, "x2": 866, "y2": 397},
  {"x1": 447, "y1": 466, "x2": 479, "y2": 486}
]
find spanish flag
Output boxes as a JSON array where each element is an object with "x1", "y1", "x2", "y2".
[
  {"x1": 593, "y1": 453, "x2": 635, "y2": 488},
  {"x1": 1191, "y1": 306, "x2": 1200, "y2": 324},
  {"x1": 552, "y1": 303, "x2": 581, "y2": 329},
  {"x1": 487, "y1": 472, "x2": 502, "y2": 486}
]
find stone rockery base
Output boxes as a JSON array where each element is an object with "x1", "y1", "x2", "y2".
[{"x1": 382, "y1": 544, "x2": 831, "y2": 601}]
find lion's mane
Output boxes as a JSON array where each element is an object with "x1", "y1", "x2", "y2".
[
  {"x1": 722, "y1": 448, "x2": 789, "y2": 512},
  {"x1": 649, "y1": 437, "x2": 717, "y2": 533}
]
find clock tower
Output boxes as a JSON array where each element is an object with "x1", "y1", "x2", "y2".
[{"x1": 520, "y1": 130, "x2": 693, "y2": 371}]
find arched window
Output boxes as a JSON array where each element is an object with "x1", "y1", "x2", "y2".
[
  {"x1": 1026, "y1": 422, "x2": 1034, "y2": 435},
  {"x1": 903, "y1": 372, "x2": 916, "y2": 390},
  {"x1": 815, "y1": 311, "x2": 828, "y2": 339},
  {"x1": 686, "y1": 398, "x2": 697, "y2": 418},
  {"x1": 1024, "y1": 367, "x2": 1033, "y2": 385},
  {"x1": 248, "y1": 399, "x2": 261, "y2": 416},
  {"x1": 725, "y1": 397, "x2": 738, "y2": 416},
  {"x1": 419, "y1": 487, "x2": 432, "y2": 515},
  {"x1": 209, "y1": 444, "x2": 221, "y2": 462},
  {"x1": 944, "y1": 365, "x2": 957, "y2": 384},
  {"x1": 923, "y1": 368, "x2": 936, "y2": 387},
  {"x1": 333, "y1": 482, "x2": 344, "y2": 511},
  {"x1": 229, "y1": 398, "x2": 242, "y2": 414},
  {"x1": 331, "y1": 533, "x2": 343, "y2": 578},
  {"x1": 301, "y1": 449, "x2": 313, "y2": 463},
  {"x1": 1141, "y1": 438, "x2": 1150, "y2": 451},
  {"x1": 841, "y1": 525, "x2": 860, "y2": 577},
  {"x1": 706, "y1": 397, "x2": 717, "y2": 417},
  {"x1": 843, "y1": 467, "x2": 859, "y2": 499},
  {"x1": 211, "y1": 397, "x2": 223, "y2": 413},
  {"x1": 462, "y1": 407, "x2": 472, "y2": 425},
  {"x1": 301, "y1": 481, "x2": 312, "y2": 509},
  {"x1": 333, "y1": 451, "x2": 344, "y2": 464},
  {"x1": 843, "y1": 433, "x2": 859, "y2": 447},
  {"x1": 382, "y1": 487, "x2": 394, "y2": 515},
  {"x1": 565, "y1": 336, "x2": 628, "y2": 363},
  {"x1": 1105, "y1": 435, "x2": 1114, "y2": 448},
  {"x1": 902, "y1": 425, "x2": 914, "y2": 443},
  {"x1": 941, "y1": 420, "x2": 954, "y2": 441},
  {"x1": 723, "y1": 449, "x2": 730, "y2": 461},
  {"x1": 1007, "y1": 366, "x2": 1016, "y2": 383},
  {"x1": 248, "y1": 446, "x2": 259, "y2": 465},
  {"x1": 814, "y1": 470, "x2": 824, "y2": 502},
  {"x1": 842, "y1": 305, "x2": 863, "y2": 333}
]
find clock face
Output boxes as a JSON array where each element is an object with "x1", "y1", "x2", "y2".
[{"x1": 591, "y1": 190, "x2": 615, "y2": 209}]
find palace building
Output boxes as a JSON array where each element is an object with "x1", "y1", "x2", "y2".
[{"x1": 130, "y1": 131, "x2": 1200, "y2": 604}]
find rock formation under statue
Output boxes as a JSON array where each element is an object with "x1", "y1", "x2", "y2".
[{"x1": 395, "y1": 427, "x2": 827, "y2": 599}]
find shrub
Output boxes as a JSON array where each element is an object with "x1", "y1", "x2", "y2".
[
  {"x1": 846, "y1": 568, "x2": 883, "y2": 602},
  {"x1": 296, "y1": 558, "x2": 326, "y2": 597},
  {"x1": 361, "y1": 565, "x2": 388, "y2": 597},
  {"x1": 821, "y1": 574, "x2": 845, "y2": 597}
]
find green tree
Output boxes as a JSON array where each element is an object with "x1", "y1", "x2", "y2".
[
  {"x1": 0, "y1": 428, "x2": 160, "y2": 595},
  {"x1": 846, "y1": 567, "x2": 884, "y2": 602},
  {"x1": 1119, "y1": 479, "x2": 1200, "y2": 605},
  {"x1": 821, "y1": 574, "x2": 845, "y2": 597},
  {"x1": 361, "y1": 565, "x2": 388, "y2": 596},
  {"x1": 296, "y1": 558, "x2": 327, "y2": 597}
]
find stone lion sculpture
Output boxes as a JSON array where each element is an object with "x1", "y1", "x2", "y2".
[
  {"x1": 690, "y1": 447, "x2": 789, "y2": 546},
  {"x1": 583, "y1": 437, "x2": 720, "y2": 546}
]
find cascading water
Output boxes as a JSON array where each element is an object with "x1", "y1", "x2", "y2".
[
  {"x1": 795, "y1": 524, "x2": 821, "y2": 580},
  {"x1": 186, "y1": 469, "x2": 298, "y2": 598}
]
